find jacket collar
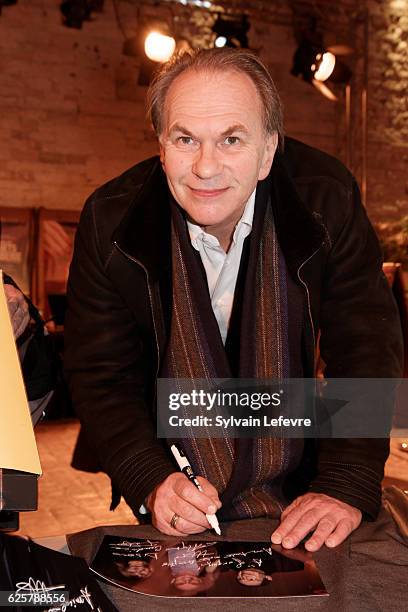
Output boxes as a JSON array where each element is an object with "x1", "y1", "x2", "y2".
[
  {"x1": 113, "y1": 158, "x2": 172, "y2": 282},
  {"x1": 113, "y1": 151, "x2": 325, "y2": 282}
]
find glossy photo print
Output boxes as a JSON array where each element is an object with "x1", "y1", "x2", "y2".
[{"x1": 90, "y1": 535, "x2": 328, "y2": 599}]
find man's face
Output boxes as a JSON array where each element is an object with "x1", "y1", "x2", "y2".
[
  {"x1": 172, "y1": 573, "x2": 203, "y2": 591},
  {"x1": 159, "y1": 69, "x2": 277, "y2": 241},
  {"x1": 237, "y1": 568, "x2": 268, "y2": 586},
  {"x1": 116, "y1": 560, "x2": 153, "y2": 578}
]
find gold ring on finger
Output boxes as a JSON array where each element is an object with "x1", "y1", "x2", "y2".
[{"x1": 170, "y1": 513, "x2": 180, "y2": 529}]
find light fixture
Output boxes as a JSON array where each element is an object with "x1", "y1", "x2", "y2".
[
  {"x1": 212, "y1": 14, "x2": 250, "y2": 49},
  {"x1": 122, "y1": 14, "x2": 176, "y2": 64},
  {"x1": 60, "y1": 0, "x2": 104, "y2": 29},
  {"x1": 291, "y1": 41, "x2": 352, "y2": 101},
  {"x1": 144, "y1": 30, "x2": 176, "y2": 63},
  {"x1": 215, "y1": 36, "x2": 227, "y2": 48},
  {"x1": 314, "y1": 51, "x2": 336, "y2": 81}
]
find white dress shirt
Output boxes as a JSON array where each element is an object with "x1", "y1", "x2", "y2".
[{"x1": 187, "y1": 189, "x2": 256, "y2": 344}]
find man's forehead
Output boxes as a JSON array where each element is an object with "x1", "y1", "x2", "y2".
[
  {"x1": 165, "y1": 67, "x2": 258, "y2": 101},
  {"x1": 161, "y1": 68, "x2": 263, "y2": 135}
]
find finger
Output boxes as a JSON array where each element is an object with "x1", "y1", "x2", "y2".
[
  {"x1": 175, "y1": 478, "x2": 218, "y2": 516},
  {"x1": 196, "y1": 477, "x2": 222, "y2": 509},
  {"x1": 172, "y1": 496, "x2": 212, "y2": 529},
  {"x1": 304, "y1": 515, "x2": 338, "y2": 551},
  {"x1": 171, "y1": 514, "x2": 210, "y2": 535},
  {"x1": 271, "y1": 507, "x2": 303, "y2": 545},
  {"x1": 272, "y1": 501, "x2": 324, "y2": 547},
  {"x1": 280, "y1": 509, "x2": 321, "y2": 549},
  {"x1": 153, "y1": 511, "x2": 207, "y2": 536},
  {"x1": 324, "y1": 518, "x2": 354, "y2": 548},
  {"x1": 280, "y1": 496, "x2": 303, "y2": 520}
]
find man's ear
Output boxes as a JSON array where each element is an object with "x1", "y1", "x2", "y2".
[{"x1": 258, "y1": 132, "x2": 278, "y2": 181}]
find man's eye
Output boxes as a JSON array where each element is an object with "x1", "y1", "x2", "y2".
[
  {"x1": 177, "y1": 136, "x2": 194, "y2": 145},
  {"x1": 224, "y1": 136, "x2": 240, "y2": 145}
]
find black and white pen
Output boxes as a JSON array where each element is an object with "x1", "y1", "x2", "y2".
[{"x1": 170, "y1": 443, "x2": 221, "y2": 535}]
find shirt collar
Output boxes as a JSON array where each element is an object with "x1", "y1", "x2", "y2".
[{"x1": 187, "y1": 188, "x2": 256, "y2": 251}]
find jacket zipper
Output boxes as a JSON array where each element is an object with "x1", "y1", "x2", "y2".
[
  {"x1": 113, "y1": 242, "x2": 161, "y2": 383},
  {"x1": 297, "y1": 246, "x2": 321, "y2": 360}
]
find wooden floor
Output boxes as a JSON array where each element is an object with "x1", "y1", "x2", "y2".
[
  {"x1": 17, "y1": 420, "x2": 134, "y2": 538},
  {"x1": 16, "y1": 420, "x2": 408, "y2": 539}
]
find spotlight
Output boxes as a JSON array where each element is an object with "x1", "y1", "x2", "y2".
[
  {"x1": 313, "y1": 51, "x2": 336, "y2": 81},
  {"x1": 291, "y1": 41, "x2": 352, "y2": 100},
  {"x1": 123, "y1": 19, "x2": 176, "y2": 64},
  {"x1": 212, "y1": 14, "x2": 250, "y2": 49},
  {"x1": 144, "y1": 31, "x2": 176, "y2": 63},
  {"x1": 215, "y1": 36, "x2": 227, "y2": 48}
]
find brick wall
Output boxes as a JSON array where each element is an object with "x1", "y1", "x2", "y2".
[
  {"x1": 0, "y1": 0, "x2": 337, "y2": 212},
  {"x1": 0, "y1": 0, "x2": 157, "y2": 210},
  {"x1": 0, "y1": 0, "x2": 406, "y2": 246}
]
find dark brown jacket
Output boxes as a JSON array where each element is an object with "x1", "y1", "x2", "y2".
[{"x1": 64, "y1": 138, "x2": 403, "y2": 521}]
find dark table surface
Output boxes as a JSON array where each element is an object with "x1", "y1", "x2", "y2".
[{"x1": 67, "y1": 505, "x2": 408, "y2": 612}]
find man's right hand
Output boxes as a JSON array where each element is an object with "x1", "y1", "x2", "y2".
[{"x1": 146, "y1": 473, "x2": 222, "y2": 535}]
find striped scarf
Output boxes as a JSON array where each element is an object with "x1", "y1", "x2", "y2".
[{"x1": 162, "y1": 191, "x2": 303, "y2": 520}]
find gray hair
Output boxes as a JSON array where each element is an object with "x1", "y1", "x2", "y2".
[{"x1": 146, "y1": 48, "x2": 284, "y2": 147}]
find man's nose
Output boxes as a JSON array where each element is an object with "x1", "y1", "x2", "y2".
[{"x1": 192, "y1": 142, "x2": 222, "y2": 179}]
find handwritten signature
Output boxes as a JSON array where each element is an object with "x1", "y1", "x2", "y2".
[
  {"x1": 110, "y1": 539, "x2": 163, "y2": 560},
  {"x1": 47, "y1": 585, "x2": 100, "y2": 612},
  {"x1": 15, "y1": 578, "x2": 65, "y2": 595}
]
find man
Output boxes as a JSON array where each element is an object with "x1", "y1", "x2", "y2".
[{"x1": 64, "y1": 49, "x2": 403, "y2": 552}]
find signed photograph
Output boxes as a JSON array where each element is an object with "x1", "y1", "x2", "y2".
[{"x1": 90, "y1": 535, "x2": 328, "y2": 599}]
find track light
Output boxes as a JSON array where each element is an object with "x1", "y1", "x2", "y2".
[{"x1": 212, "y1": 14, "x2": 250, "y2": 49}]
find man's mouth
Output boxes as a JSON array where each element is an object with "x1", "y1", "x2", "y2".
[{"x1": 188, "y1": 187, "x2": 229, "y2": 198}]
